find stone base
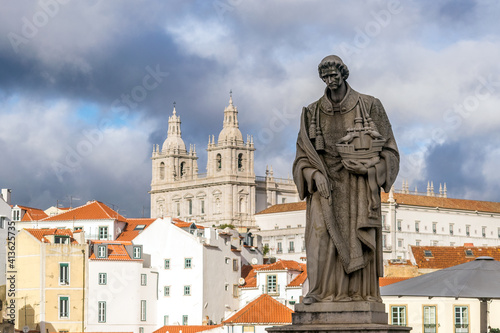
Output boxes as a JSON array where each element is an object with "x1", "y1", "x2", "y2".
[
  {"x1": 293, "y1": 302, "x2": 388, "y2": 325},
  {"x1": 265, "y1": 302, "x2": 411, "y2": 333},
  {"x1": 266, "y1": 323, "x2": 411, "y2": 333}
]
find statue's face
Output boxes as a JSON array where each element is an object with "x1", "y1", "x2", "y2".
[{"x1": 320, "y1": 66, "x2": 344, "y2": 91}]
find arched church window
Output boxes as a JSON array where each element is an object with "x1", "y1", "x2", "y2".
[
  {"x1": 180, "y1": 162, "x2": 186, "y2": 177},
  {"x1": 239, "y1": 197, "x2": 245, "y2": 214},
  {"x1": 160, "y1": 162, "x2": 165, "y2": 180},
  {"x1": 238, "y1": 153, "x2": 243, "y2": 171},
  {"x1": 216, "y1": 154, "x2": 222, "y2": 171},
  {"x1": 215, "y1": 198, "x2": 221, "y2": 214}
]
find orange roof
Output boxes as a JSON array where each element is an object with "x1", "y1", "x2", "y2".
[
  {"x1": 411, "y1": 245, "x2": 500, "y2": 269},
  {"x1": 25, "y1": 228, "x2": 77, "y2": 244},
  {"x1": 287, "y1": 269, "x2": 307, "y2": 287},
  {"x1": 174, "y1": 220, "x2": 205, "y2": 230},
  {"x1": 256, "y1": 260, "x2": 303, "y2": 272},
  {"x1": 241, "y1": 264, "x2": 267, "y2": 288},
  {"x1": 89, "y1": 240, "x2": 139, "y2": 261},
  {"x1": 223, "y1": 294, "x2": 292, "y2": 324},
  {"x1": 256, "y1": 202, "x2": 306, "y2": 215},
  {"x1": 116, "y1": 218, "x2": 156, "y2": 241},
  {"x1": 41, "y1": 200, "x2": 126, "y2": 222},
  {"x1": 379, "y1": 277, "x2": 411, "y2": 287},
  {"x1": 18, "y1": 205, "x2": 48, "y2": 221},
  {"x1": 241, "y1": 261, "x2": 306, "y2": 288},
  {"x1": 153, "y1": 326, "x2": 221, "y2": 333},
  {"x1": 381, "y1": 192, "x2": 500, "y2": 214}
]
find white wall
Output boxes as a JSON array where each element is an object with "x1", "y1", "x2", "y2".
[{"x1": 87, "y1": 260, "x2": 158, "y2": 333}]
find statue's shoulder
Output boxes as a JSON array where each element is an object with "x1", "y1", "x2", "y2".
[{"x1": 304, "y1": 98, "x2": 321, "y2": 116}]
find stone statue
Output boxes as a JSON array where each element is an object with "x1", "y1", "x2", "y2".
[{"x1": 293, "y1": 55, "x2": 399, "y2": 304}]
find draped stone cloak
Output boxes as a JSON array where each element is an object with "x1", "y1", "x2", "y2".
[{"x1": 292, "y1": 84, "x2": 399, "y2": 300}]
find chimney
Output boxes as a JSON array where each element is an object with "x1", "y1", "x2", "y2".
[{"x1": 1, "y1": 189, "x2": 12, "y2": 205}]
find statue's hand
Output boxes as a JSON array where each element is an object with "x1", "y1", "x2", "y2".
[
  {"x1": 313, "y1": 172, "x2": 330, "y2": 198},
  {"x1": 342, "y1": 159, "x2": 368, "y2": 175}
]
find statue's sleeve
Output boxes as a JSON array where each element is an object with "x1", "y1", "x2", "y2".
[{"x1": 371, "y1": 98, "x2": 399, "y2": 192}]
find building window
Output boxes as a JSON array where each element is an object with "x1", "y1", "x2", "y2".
[
  {"x1": 282, "y1": 198, "x2": 286, "y2": 204},
  {"x1": 424, "y1": 250, "x2": 433, "y2": 257},
  {"x1": 466, "y1": 225, "x2": 470, "y2": 236},
  {"x1": 188, "y1": 199, "x2": 193, "y2": 215},
  {"x1": 139, "y1": 328, "x2": 144, "y2": 333},
  {"x1": 98, "y1": 226, "x2": 108, "y2": 240},
  {"x1": 55, "y1": 236, "x2": 69, "y2": 244},
  {"x1": 450, "y1": 224, "x2": 454, "y2": 235},
  {"x1": 98, "y1": 273, "x2": 107, "y2": 285},
  {"x1": 382, "y1": 234, "x2": 387, "y2": 248},
  {"x1": 164, "y1": 259, "x2": 170, "y2": 269},
  {"x1": 185, "y1": 258, "x2": 192, "y2": 269},
  {"x1": 233, "y1": 259, "x2": 238, "y2": 271},
  {"x1": 133, "y1": 246, "x2": 142, "y2": 259},
  {"x1": 59, "y1": 263, "x2": 69, "y2": 285},
  {"x1": 164, "y1": 286, "x2": 170, "y2": 296},
  {"x1": 180, "y1": 162, "x2": 186, "y2": 177},
  {"x1": 416, "y1": 240, "x2": 421, "y2": 246},
  {"x1": 184, "y1": 285, "x2": 191, "y2": 296},
  {"x1": 201, "y1": 200, "x2": 205, "y2": 214},
  {"x1": 397, "y1": 220, "x2": 402, "y2": 231},
  {"x1": 266, "y1": 275, "x2": 277, "y2": 294},
  {"x1": 454, "y1": 306, "x2": 469, "y2": 333},
  {"x1": 59, "y1": 296, "x2": 69, "y2": 319},
  {"x1": 159, "y1": 162, "x2": 165, "y2": 180},
  {"x1": 74, "y1": 226, "x2": 83, "y2": 231},
  {"x1": 277, "y1": 242, "x2": 282, "y2": 254},
  {"x1": 397, "y1": 239, "x2": 403, "y2": 248},
  {"x1": 432, "y1": 222, "x2": 437, "y2": 234},
  {"x1": 216, "y1": 154, "x2": 222, "y2": 171},
  {"x1": 182, "y1": 315, "x2": 188, "y2": 325},
  {"x1": 140, "y1": 300, "x2": 146, "y2": 321},
  {"x1": 0, "y1": 216, "x2": 4, "y2": 229},
  {"x1": 98, "y1": 301, "x2": 106, "y2": 323},
  {"x1": 415, "y1": 221, "x2": 419, "y2": 233},
  {"x1": 289, "y1": 241, "x2": 295, "y2": 253},
  {"x1": 141, "y1": 274, "x2": 147, "y2": 286},
  {"x1": 238, "y1": 153, "x2": 243, "y2": 171},
  {"x1": 391, "y1": 305, "x2": 406, "y2": 326},
  {"x1": 482, "y1": 227, "x2": 486, "y2": 238},
  {"x1": 164, "y1": 315, "x2": 169, "y2": 325},
  {"x1": 498, "y1": 228, "x2": 500, "y2": 239},
  {"x1": 176, "y1": 202, "x2": 180, "y2": 216},
  {"x1": 233, "y1": 284, "x2": 239, "y2": 298},
  {"x1": 225, "y1": 257, "x2": 230, "y2": 264},
  {"x1": 97, "y1": 245, "x2": 106, "y2": 258},
  {"x1": 13, "y1": 209, "x2": 20, "y2": 221},
  {"x1": 423, "y1": 305, "x2": 436, "y2": 333}
]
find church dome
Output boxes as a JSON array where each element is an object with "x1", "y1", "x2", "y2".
[
  {"x1": 218, "y1": 94, "x2": 243, "y2": 143},
  {"x1": 162, "y1": 106, "x2": 187, "y2": 152}
]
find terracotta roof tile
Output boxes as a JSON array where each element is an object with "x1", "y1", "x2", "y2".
[
  {"x1": 18, "y1": 206, "x2": 48, "y2": 221},
  {"x1": 241, "y1": 261, "x2": 306, "y2": 288},
  {"x1": 153, "y1": 326, "x2": 222, "y2": 333},
  {"x1": 381, "y1": 192, "x2": 500, "y2": 214},
  {"x1": 379, "y1": 277, "x2": 411, "y2": 287},
  {"x1": 174, "y1": 220, "x2": 205, "y2": 229},
  {"x1": 241, "y1": 264, "x2": 267, "y2": 288},
  {"x1": 256, "y1": 202, "x2": 306, "y2": 215},
  {"x1": 223, "y1": 294, "x2": 293, "y2": 324},
  {"x1": 256, "y1": 260, "x2": 303, "y2": 272},
  {"x1": 25, "y1": 228, "x2": 75, "y2": 243},
  {"x1": 116, "y1": 218, "x2": 156, "y2": 241},
  {"x1": 41, "y1": 201, "x2": 126, "y2": 222},
  {"x1": 89, "y1": 240, "x2": 139, "y2": 261},
  {"x1": 411, "y1": 245, "x2": 500, "y2": 269},
  {"x1": 287, "y1": 269, "x2": 307, "y2": 287}
]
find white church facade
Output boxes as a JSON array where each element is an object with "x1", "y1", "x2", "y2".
[{"x1": 150, "y1": 94, "x2": 299, "y2": 227}]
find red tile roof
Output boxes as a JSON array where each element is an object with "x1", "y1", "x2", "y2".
[
  {"x1": 153, "y1": 326, "x2": 221, "y2": 333},
  {"x1": 41, "y1": 201, "x2": 126, "y2": 222},
  {"x1": 116, "y1": 218, "x2": 156, "y2": 241},
  {"x1": 256, "y1": 202, "x2": 306, "y2": 215},
  {"x1": 287, "y1": 269, "x2": 307, "y2": 287},
  {"x1": 89, "y1": 240, "x2": 139, "y2": 261},
  {"x1": 411, "y1": 245, "x2": 500, "y2": 269},
  {"x1": 241, "y1": 264, "x2": 267, "y2": 288},
  {"x1": 256, "y1": 260, "x2": 303, "y2": 272},
  {"x1": 381, "y1": 192, "x2": 500, "y2": 214},
  {"x1": 379, "y1": 277, "x2": 411, "y2": 287},
  {"x1": 174, "y1": 220, "x2": 205, "y2": 230},
  {"x1": 223, "y1": 294, "x2": 293, "y2": 324},
  {"x1": 241, "y1": 261, "x2": 306, "y2": 288},
  {"x1": 18, "y1": 205, "x2": 48, "y2": 221},
  {"x1": 25, "y1": 228, "x2": 77, "y2": 244}
]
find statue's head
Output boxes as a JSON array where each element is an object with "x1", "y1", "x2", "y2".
[{"x1": 318, "y1": 55, "x2": 349, "y2": 81}]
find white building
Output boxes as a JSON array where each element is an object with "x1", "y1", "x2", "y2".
[
  {"x1": 15, "y1": 200, "x2": 127, "y2": 241},
  {"x1": 0, "y1": 188, "x2": 13, "y2": 285},
  {"x1": 239, "y1": 260, "x2": 306, "y2": 310},
  {"x1": 86, "y1": 240, "x2": 158, "y2": 333},
  {"x1": 150, "y1": 95, "x2": 299, "y2": 228},
  {"x1": 254, "y1": 187, "x2": 500, "y2": 262},
  {"x1": 129, "y1": 217, "x2": 263, "y2": 327}
]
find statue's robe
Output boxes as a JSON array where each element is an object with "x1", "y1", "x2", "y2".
[{"x1": 292, "y1": 84, "x2": 399, "y2": 302}]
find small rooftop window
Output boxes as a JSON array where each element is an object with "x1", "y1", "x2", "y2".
[
  {"x1": 465, "y1": 249, "x2": 474, "y2": 257},
  {"x1": 134, "y1": 225, "x2": 146, "y2": 231},
  {"x1": 424, "y1": 250, "x2": 433, "y2": 257}
]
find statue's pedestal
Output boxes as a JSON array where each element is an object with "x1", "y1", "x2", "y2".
[{"x1": 266, "y1": 302, "x2": 411, "y2": 333}]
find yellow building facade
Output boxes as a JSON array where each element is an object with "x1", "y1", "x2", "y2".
[{"x1": 9, "y1": 229, "x2": 87, "y2": 333}]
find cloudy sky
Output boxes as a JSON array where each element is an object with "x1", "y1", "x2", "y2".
[{"x1": 1, "y1": 0, "x2": 500, "y2": 217}]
